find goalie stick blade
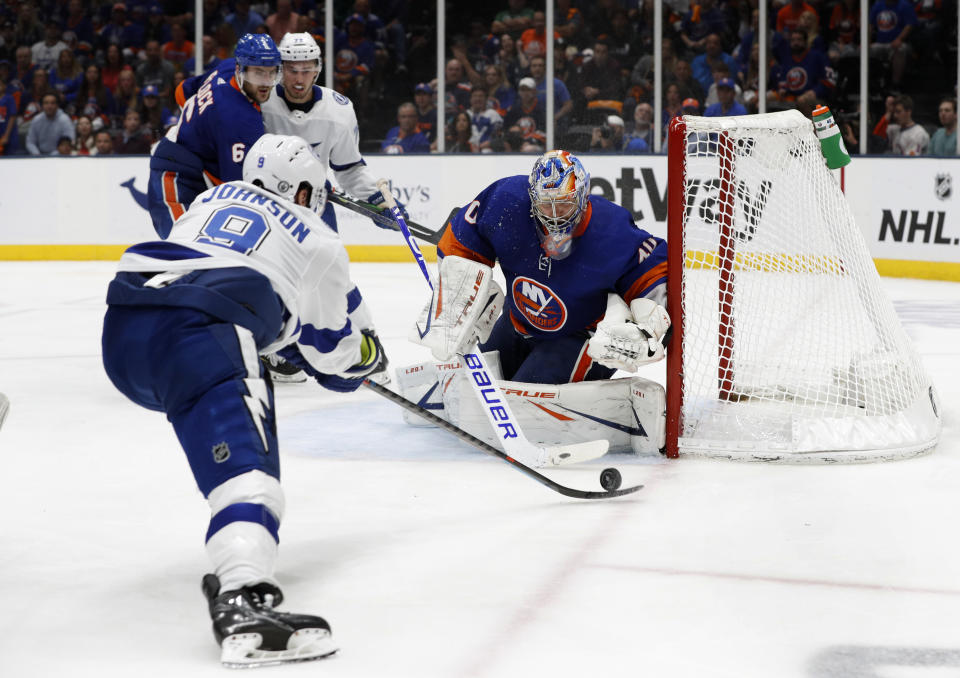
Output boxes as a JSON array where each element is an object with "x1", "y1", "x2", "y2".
[
  {"x1": 220, "y1": 629, "x2": 338, "y2": 669},
  {"x1": 540, "y1": 440, "x2": 610, "y2": 467},
  {"x1": 364, "y1": 380, "x2": 642, "y2": 500}
]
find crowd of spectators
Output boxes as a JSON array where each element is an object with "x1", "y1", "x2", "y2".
[{"x1": 0, "y1": 0, "x2": 957, "y2": 157}]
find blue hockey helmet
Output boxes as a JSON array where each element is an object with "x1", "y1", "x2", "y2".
[
  {"x1": 528, "y1": 150, "x2": 591, "y2": 260},
  {"x1": 234, "y1": 33, "x2": 282, "y2": 88}
]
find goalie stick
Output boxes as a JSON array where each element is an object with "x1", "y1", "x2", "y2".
[
  {"x1": 326, "y1": 189, "x2": 450, "y2": 244},
  {"x1": 363, "y1": 379, "x2": 642, "y2": 499},
  {"x1": 374, "y1": 179, "x2": 612, "y2": 469}
]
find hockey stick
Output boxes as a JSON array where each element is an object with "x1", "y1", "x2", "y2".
[
  {"x1": 374, "y1": 179, "x2": 611, "y2": 469},
  {"x1": 363, "y1": 379, "x2": 642, "y2": 499},
  {"x1": 327, "y1": 189, "x2": 447, "y2": 244}
]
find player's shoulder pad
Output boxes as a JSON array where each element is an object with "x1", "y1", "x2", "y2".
[{"x1": 325, "y1": 87, "x2": 351, "y2": 106}]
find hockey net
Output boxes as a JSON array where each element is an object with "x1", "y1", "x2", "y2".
[{"x1": 665, "y1": 110, "x2": 940, "y2": 462}]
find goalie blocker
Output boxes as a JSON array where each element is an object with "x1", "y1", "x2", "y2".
[{"x1": 396, "y1": 352, "x2": 666, "y2": 455}]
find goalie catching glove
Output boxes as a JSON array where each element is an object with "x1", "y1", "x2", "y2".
[
  {"x1": 410, "y1": 255, "x2": 504, "y2": 361},
  {"x1": 587, "y1": 294, "x2": 670, "y2": 372}
]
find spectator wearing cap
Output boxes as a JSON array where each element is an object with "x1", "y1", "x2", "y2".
[
  {"x1": 26, "y1": 93, "x2": 74, "y2": 155},
  {"x1": 116, "y1": 108, "x2": 152, "y2": 154},
  {"x1": 528, "y1": 55, "x2": 572, "y2": 129},
  {"x1": 143, "y1": 4, "x2": 172, "y2": 46},
  {"x1": 483, "y1": 64, "x2": 516, "y2": 116},
  {"x1": 704, "y1": 78, "x2": 747, "y2": 117},
  {"x1": 32, "y1": 21, "x2": 69, "y2": 71},
  {"x1": 62, "y1": 0, "x2": 96, "y2": 47},
  {"x1": 138, "y1": 84, "x2": 172, "y2": 140},
  {"x1": 226, "y1": 0, "x2": 266, "y2": 40},
  {"x1": 0, "y1": 77, "x2": 20, "y2": 155},
  {"x1": 94, "y1": 129, "x2": 115, "y2": 155},
  {"x1": 691, "y1": 34, "x2": 738, "y2": 94},
  {"x1": 413, "y1": 83, "x2": 438, "y2": 143},
  {"x1": 682, "y1": 97, "x2": 701, "y2": 115},
  {"x1": 136, "y1": 40, "x2": 175, "y2": 102},
  {"x1": 266, "y1": 0, "x2": 301, "y2": 44},
  {"x1": 381, "y1": 101, "x2": 431, "y2": 154},
  {"x1": 162, "y1": 22, "x2": 194, "y2": 68},
  {"x1": 590, "y1": 114, "x2": 648, "y2": 153},
  {"x1": 703, "y1": 64, "x2": 743, "y2": 107},
  {"x1": 503, "y1": 76, "x2": 546, "y2": 152},
  {"x1": 49, "y1": 48, "x2": 83, "y2": 104},
  {"x1": 99, "y1": 3, "x2": 129, "y2": 53},
  {"x1": 73, "y1": 114, "x2": 97, "y2": 155}
]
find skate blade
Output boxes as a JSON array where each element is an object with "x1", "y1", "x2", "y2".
[
  {"x1": 220, "y1": 629, "x2": 338, "y2": 668},
  {"x1": 268, "y1": 372, "x2": 308, "y2": 384}
]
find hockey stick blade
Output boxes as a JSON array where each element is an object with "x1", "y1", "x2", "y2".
[
  {"x1": 327, "y1": 190, "x2": 443, "y2": 244},
  {"x1": 364, "y1": 380, "x2": 641, "y2": 499}
]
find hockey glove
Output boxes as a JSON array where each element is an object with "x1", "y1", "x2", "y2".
[
  {"x1": 367, "y1": 189, "x2": 408, "y2": 227},
  {"x1": 587, "y1": 296, "x2": 670, "y2": 372},
  {"x1": 313, "y1": 330, "x2": 389, "y2": 393}
]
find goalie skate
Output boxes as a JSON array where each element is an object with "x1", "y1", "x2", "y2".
[{"x1": 202, "y1": 574, "x2": 338, "y2": 669}]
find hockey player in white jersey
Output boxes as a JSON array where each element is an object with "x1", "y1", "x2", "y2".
[
  {"x1": 261, "y1": 32, "x2": 408, "y2": 231},
  {"x1": 101, "y1": 134, "x2": 387, "y2": 668}
]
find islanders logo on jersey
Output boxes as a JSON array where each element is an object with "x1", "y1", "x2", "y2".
[
  {"x1": 512, "y1": 277, "x2": 567, "y2": 332},
  {"x1": 785, "y1": 66, "x2": 810, "y2": 92}
]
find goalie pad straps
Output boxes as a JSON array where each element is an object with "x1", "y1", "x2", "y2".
[{"x1": 410, "y1": 255, "x2": 504, "y2": 361}]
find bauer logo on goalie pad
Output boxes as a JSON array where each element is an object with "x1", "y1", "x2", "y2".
[
  {"x1": 463, "y1": 353, "x2": 518, "y2": 440},
  {"x1": 512, "y1": 277, "x2": 567, "y2": 331},
  {"x1": 212, "y1": 441, "x2": 231, "y2": 463}
]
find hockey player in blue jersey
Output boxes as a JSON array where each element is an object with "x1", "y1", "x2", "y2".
[
  {"x1": 147, "y1": 33, "x2": 281, "y2": 239},
  {"x1": 102, "y1": 135, "x2": 387, "y2": 668},
  {"x1": 419, "y1": 150, "x2": 670, "y2": 385}
]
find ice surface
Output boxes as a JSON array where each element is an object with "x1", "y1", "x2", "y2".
[{"x1": 2, "y1": 262, "x2": 959, "y2": 678}]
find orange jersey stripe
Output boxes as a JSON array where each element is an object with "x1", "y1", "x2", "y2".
[
  {"x1": 437, "y1": 223, "x2": 495, "y2": 268},
  {"x1": 163, "y1": 172, "x2": 186, "y2": 221},
  {"x1": 623, "y1": 261, "x2": 668, "y2": 304},
  {"x1": 570, "y1": 340, "x2": 593, "y2": 382}
]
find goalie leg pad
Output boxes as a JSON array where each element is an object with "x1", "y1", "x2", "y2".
[
  {"x1": 410, "y1": 255, "x2": 504, "y2": 361},
  {"x1": 628, "y1": 376, "x2": 666, "y2": 454},
  {"x1": 395, "y1": 353, "x2": 503, "y2": 427}
]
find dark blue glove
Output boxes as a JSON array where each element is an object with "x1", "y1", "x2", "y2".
[
  {"x1": 280, "y1": 331, "x2": 388, "y2": 393},
  {"x1": 367, "y1": 189, "x2": 409, "y2": 227}
]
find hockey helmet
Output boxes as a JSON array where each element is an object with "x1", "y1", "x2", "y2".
[
  {"x1": 243, "y1": 134, "x2": 327, "y2": 214},
  {"x1": 279, "y1": 32, "x2": 322, "y2": 77},
  {"x1": 528, "y1": 150, "x2": 590, "y2": 260},
  {"x1": 234, "y1": 33, "x2": 282, "y2": 88}
]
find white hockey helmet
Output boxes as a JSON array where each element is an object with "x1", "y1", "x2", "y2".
[
  {"x1": 279, "y1": 32, "x2": 322, "y2": 78},
  {"x1": 243, "y1": 134, "x2": 327, "y2": 214}
]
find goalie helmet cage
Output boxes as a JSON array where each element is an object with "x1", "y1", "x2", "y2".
[{"x1": 665, "y1": 110, "x2": 940, "y2": 463}]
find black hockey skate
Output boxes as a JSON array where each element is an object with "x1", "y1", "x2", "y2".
[
  {"x1": 202, "y1": 574, "x2": 337, "y2": 668},
  {"x1": 260, "y1": 352, "x2": 307, "y2": 383}
]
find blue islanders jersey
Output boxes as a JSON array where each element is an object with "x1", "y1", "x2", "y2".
[
  {"x1": 176, "y1": 58, "x2": 236, "y2": 108},
  {"x1": 159, "y1": 71, "x2": 265, "y2": 186},
  {"x1": 438, "y1": 175, "x2": 667, "y2": 339}
]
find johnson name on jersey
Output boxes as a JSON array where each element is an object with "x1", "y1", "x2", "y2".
[{"x1": 116, "y1": 181, "x2": 365, "y2": 375}]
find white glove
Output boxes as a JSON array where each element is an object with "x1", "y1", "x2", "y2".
[{"x1": 587, "y1": 296, "x2": 670, "y2": 372}]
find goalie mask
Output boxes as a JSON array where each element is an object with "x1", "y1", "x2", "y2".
[
  {"x1": 243, "y1": 134, "x2": 327, "y2": 214},
  {"x1": 528, "y1": 150, "x2": 590, "y2": 260}
]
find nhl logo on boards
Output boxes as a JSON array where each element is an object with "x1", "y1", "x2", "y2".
[
  {"x1": 935, "y1": 173, "x2": 951, "y2": 201},
  {"x1": 212, "y1": 442, "x2": 231, "y2": 463}
]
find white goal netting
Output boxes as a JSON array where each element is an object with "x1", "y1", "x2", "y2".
[{"x1": 668, "y1": 110, "x2": 940, "y2": 462}]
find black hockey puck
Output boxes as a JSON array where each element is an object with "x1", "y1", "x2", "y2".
[{"x1": 599, "y1": 467, "x2": 622, "y2": 491}]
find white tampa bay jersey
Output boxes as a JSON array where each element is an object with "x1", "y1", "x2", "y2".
[
  {"x1": 261, "y1": 85, "x2": 379, "y2": 198},
  {"x1": 117, "y1": 181, "x2": 369, "y2": 375}
]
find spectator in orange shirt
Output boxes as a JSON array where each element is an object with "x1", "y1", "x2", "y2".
[
  {"x1": 777, "y1": 0, "x2": 818, "y2": 34},
  {"x1": 162, "y1": 22, "x2": 194, "y2": 68},
  {"x1": 519, "y1": 11, "x2": 558, "y2": 60},
  {"x1": 266, "y1": 0, "x2": 301, "y2": 44}
]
